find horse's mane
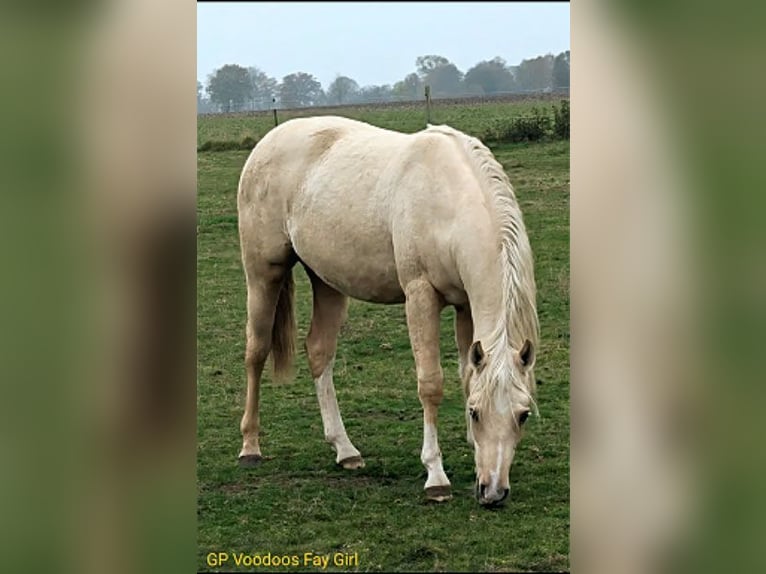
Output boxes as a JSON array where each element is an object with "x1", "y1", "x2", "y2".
[{"x1": 425, "y1": 124, "x2": 539, "y2": 412}]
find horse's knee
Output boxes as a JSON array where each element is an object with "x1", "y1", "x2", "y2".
[{"x1": 418, "y1": 370, "x2": 444, "y2": 405}]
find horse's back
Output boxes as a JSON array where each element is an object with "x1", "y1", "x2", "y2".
[
  {"x1": 238, "y1": 116, "x2": 478, "y2": 304},
  {"x1": 238, "y1": 116, "x2": 404, "y2": 210}
]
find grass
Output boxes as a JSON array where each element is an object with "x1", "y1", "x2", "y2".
[
  {"x1": 197, "y1": 100, "x2": 561, "y2": 150},
  {"x1": 197, "y1": 103, "x2": 569, "y2": 572}
]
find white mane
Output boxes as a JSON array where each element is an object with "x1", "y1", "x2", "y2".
[{"x1": 426, "y1": 124, "x2": 540, "y2": 413}]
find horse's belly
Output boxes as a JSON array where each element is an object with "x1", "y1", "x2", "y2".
[
  {"x1": 317, "y1": 264, "x2": 405, "y2": 304},
  {"x1": 291, "y1": 230, "x2": 405, "y2": 304}
]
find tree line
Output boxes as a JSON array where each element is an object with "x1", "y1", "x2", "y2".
[{"x1": 198, "y1": 51, "x2": 569, "y2": 113}]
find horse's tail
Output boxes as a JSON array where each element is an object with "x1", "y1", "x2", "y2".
[{"x1": 271, "y1": 269, "x2": 296, "y2": 381}]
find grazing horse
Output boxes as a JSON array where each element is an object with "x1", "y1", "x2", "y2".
[{"x1": 236, "y1": 116, "x2": 539, "y2": 506}]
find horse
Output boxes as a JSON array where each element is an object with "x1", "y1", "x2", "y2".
[{"x1": 236, "y1": 115, "x2": 539, "y2": 506}]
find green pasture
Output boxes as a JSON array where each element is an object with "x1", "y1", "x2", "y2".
[{"x1": 197, "y1": 99, "x2": 556, "y2": 148}]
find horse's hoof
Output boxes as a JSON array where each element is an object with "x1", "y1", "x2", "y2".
[
  {"x1": 425, "y1": 485, "x2": 452, "y2": 502},
  {"x1": 338, "y1": 455, "x2": 365, "y2": 470},
  {"x1": 238, "y1": 454, "x2": 263, "y2": 468}
]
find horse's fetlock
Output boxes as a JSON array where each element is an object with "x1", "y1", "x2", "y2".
[{"x1": 324, "y1": 431, "x2": 338, "y2": 444}]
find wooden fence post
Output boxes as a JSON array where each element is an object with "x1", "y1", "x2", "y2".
[
  {"x1": 272, "y1": 97, "x2": 278, "y2": 126},
  {"x1": 424, "y1": 85, "x2": 431, "y2": 125}
]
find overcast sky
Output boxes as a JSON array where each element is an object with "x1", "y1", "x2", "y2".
[{"x1": 198, "y1": 2, "x2": 570, "y2": 89}]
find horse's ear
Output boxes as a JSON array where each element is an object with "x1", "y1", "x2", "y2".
[
  {"x1": 516, "y1": 339, "x2": 536, "y2": 370},
  {"x1": 469, "y1": 341, "x2": 487, "y2": 373}
]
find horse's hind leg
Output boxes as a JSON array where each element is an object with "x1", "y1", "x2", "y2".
[
  {"x1": 238, "y1": 268, "x2": 288, "y2": 467},
  {"x1": 305, "y1": 270, "x2": 364, "y2": 469}
]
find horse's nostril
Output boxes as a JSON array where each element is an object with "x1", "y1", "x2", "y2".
[{"x1": 476, "y1": 483, "x2": 509, "y2": 505}]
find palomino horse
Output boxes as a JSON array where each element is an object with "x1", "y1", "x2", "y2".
[{"x1": 237, "y1": 116, "x2": 538, "y2": 506}]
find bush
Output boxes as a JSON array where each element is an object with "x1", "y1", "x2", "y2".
[
  {"x1": 487, "y1": 107, "x2": 552, "y2": 143},
  {"x1": 197, "y1": 136, "x2": 258, "y2": 153},
  {"x1": 553, "y1": 99, "x2": 570, "y2": 140},
  {"x1": 197, "y1": 140, "x2": 237, "y2": 152},
  {"x1": 240, "y1": 136, "x2": 257, "y2": 149}
]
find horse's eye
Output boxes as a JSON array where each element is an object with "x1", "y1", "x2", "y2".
[
  {"x1": 469, "y1": 407, "x2": 480, "y2": 423},
  {"x1": 519, "y1": 410, "x2": 530, "y2": 425}
]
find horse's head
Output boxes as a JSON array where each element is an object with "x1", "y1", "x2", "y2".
[{"x1": 463, "y1": 338, "x2": 536, "y2": 506}]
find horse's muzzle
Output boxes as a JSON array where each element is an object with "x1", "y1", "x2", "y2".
[{"x1": 476, "y1": 481, "x2": 510, "y2": 506}]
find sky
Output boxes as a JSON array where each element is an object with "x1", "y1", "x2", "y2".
[{"x1": 197, "y1": 2, "x2": 570, "y2": 89}]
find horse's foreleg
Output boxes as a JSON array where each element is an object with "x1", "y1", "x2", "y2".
[
  {"x1": 455, "y1": 304, "x2": 474, "y2": 381},
  {"x1": 405, "y1": 279, "x2": 451, "y2": 501},
  {"x1": 455, "y1": 305, "x2": 476, "y2": 445},
  {"x1": 306, "y1": 272, "x2": 363, "y2": 469}
]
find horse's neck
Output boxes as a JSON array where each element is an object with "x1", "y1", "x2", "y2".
[{"x1": 460, "y1": 243, "x2": 507, "y2": 344}]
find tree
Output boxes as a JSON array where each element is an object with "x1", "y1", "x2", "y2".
[
  {"x1": 416, "y1": 55, "x2": 451, "y2": 78},
  {"x1": 326, "y1": 75, "x2": 360, "y2": 105},
  {"x1": 462, "y1": 83, "x2": 485, "y2": 96},
  {"x1": 414, "y1": 55, "x2": 463, "y2": 97},
  {"x1": 552, "y1": 51, "x2": 570, "y2": 89},
  {"x1": 464, "y1": 57, "x2": 517, "y2": 95},
  {"x1": 279, "y1": 72, "x2": 324, "y2": 108},
  {"x1": 392, "y1": 72, "x2": 422, "y2": 100},
  {"x1": 247, "y1": 67, "x2": 278, "y2": 110},
  {"x1": 514, "y1": 54, "x2": 555, "y2": 92},
  {"x1": 355, "y1": 84, "x2": 393, "y2": 104},
  {"x1": 197, "y1": 80, "x2": 213, "y2": 113},
  {"x1": 427, "y1": 63, "x2": 463, "y2": 97},
  {"x1": 206, "y1": 64, "x2": 252, "y2": 112}
]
